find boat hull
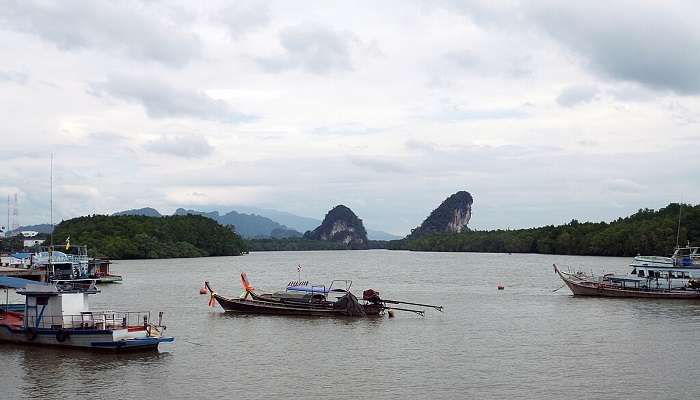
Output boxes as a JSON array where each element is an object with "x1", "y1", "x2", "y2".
[
  {"x1": 0, "y1": 312, "x2": 173, "y2": 352},
  {"x1": 213, "y1": 294, "x2": 383, "y2": 316}
]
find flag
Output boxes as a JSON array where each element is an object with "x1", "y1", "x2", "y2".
[
  {"x1": 297, "y1": 265, "x2": 302, "y2": 272},
  {"x1": 65, "y1": 236, "x2": 70, "y2": 250}
]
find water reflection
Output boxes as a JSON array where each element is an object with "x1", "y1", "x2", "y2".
[{"x1": 6, "y1": 343, "x2": 173, "y2": 399}]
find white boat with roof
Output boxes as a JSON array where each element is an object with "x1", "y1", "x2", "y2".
[
  {"x1": 630, "y1": 242, "x2": 700, "y2": 269},
  {"x1": 0, "y1": 277, "x2": 173, "y2": 351}
]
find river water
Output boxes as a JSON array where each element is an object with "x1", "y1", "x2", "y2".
[{"x1": 2, "y1": 250, "x2": 700, "y2": 399}]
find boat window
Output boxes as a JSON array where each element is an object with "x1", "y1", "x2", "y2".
[
  {"x1": 631, "y1": 268, "x2": 637, "y2": 275},
  {"x1": 36, "y1": 296, "x2": 48, "y2": 305},
  {"x1": 637, "y1": 270, "x2": 645, "y2": 277}
]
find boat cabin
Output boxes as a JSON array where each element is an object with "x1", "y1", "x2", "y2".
[
  {"x1": 672, "y1": 245, "x2": 700, "y2": 266},
  {"x1": 19, "y1": 282, "x2": 98, "y2": 329}
]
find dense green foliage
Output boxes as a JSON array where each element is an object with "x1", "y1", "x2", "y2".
[
  {"x1": 304, "y1": 205, "x2": 368, "y2": 249},
  {"x1": 407, "y1": 191, "x2": 473, "y2": 239},
  {"x1": 53, "y1": 215, "x2": 248, "y2": 259},
  {"x1": 390, "y1": 203, "x2": 699, "y2": 257},
  {"x1": 247, "y1": 238, "x2": 351, "y2": 251}
]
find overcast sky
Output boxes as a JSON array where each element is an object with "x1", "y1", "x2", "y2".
[{"x1": 1, "y1": 0, "x2": 699, "y2": 235}]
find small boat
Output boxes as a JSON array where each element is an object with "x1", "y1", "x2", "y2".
[
  {"x1": 630, "y1": 242, "x2": 700, "y2": 269},
  {"x1": 205, "y1": 273, "x2": 443, "y2": 317},
  {"x1": 0, "y1": 277, "x2": 173, "y2": 351},
  {"x1": 553, "y1": 264, "x2": 700, "y2": 299}
]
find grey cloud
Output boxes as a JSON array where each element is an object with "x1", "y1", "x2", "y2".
[
  {"x1": 219, "y1": 2, "x2": 270, "y2": 39},
  {"x1": 1, "y1": 0, "x2": 201, "y2": 67},
  {"x1": 90, "y1": 75, "x2": 255, "y2": 123},
  {"x1": 529, "y1": 2, "x2": 700, "y2": 94},
  {"x1": 348, "y1": 157, "x2": 409, "y2": 174},
  {"x1": 556, "y1": 85, "x2": 599, "y2": 107},
  {"x1": 144, "y1": 135, "x2": 214, "y2": 159},
  {"x1": 0, "y1": 70, "x2": 28, "y2": 85},
  {"x1": 438, "y1": 1, "x2": 700, "y2": 94},
  {"x1": 257, "y1": 25, "x2": 353, "y2": 74}
]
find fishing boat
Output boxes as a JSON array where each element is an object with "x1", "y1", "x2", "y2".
[
  {"x1": 205, "y1": 273, "x2": 443, "y2": 317},
  {"x1": 553, "y1": 263, "x2": 700, "y2": 299},
  {"x1": 0, "y1": 277, "x2": 174, "y2": 351}
]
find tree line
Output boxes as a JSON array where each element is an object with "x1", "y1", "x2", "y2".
[
  {"x1": 52, "y1": 214, "x2": 248, "y2": 259},
  {"x1": 388, "y1": 203, "x2": 699, "y2": 257}
]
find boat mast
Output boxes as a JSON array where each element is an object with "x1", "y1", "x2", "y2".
[
  {"x1": 675, "y1": 201, "x2": 683, "y2": 249},
  {"x1": 50, "y1": 153, "x2": 53, "y2": 272}
]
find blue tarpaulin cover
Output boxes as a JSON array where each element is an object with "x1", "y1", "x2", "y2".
[
  {"x1": 0, "y1": 276, "x2": 49, "y2": 289},
  {"x1": 9, "y1": 253, "x2": 33, "y2": 260}
]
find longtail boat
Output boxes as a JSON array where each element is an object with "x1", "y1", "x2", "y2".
[
  {"x1": 205, "y1": 273, "x2": 443, "y2": 317},
  {"x1": 0, "y1": 277, "x2": 174, "y2": 351},
  {"x1": 553, "y1": 264, "x2": 700, "y2": 299}
]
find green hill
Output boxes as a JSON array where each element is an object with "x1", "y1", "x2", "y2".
[
  {"x1": 53, "y1": 214, "x2": 248, "y2": 259},
  {"x1": 390, "y1": 203, "x2": 699, "y2": 257}
]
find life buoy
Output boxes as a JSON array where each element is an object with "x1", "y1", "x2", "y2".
[
  {"x1": 55, "y1": 329, "x2": 69, "y2": 343},
  {"x1": 26, "y1": 327, "x2": 38, "y2": 341}
]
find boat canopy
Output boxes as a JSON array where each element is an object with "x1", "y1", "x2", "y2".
[
  {"x1": 607, "y1": 276, "x2": 646, "y2": 283},
  {"x1": 0, "y1": 276, "x2": 50, "y2": 289}
]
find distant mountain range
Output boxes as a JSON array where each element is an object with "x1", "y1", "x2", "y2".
[
  {"x1": 233, "y1": 206, "x2": 401, "y2": 240},
  {"x1": 6, "y1": 224, "x2": 54, "y2": 235},
  {"x1": 110, "y1": 207, "x2": 400, "y2": 240}
]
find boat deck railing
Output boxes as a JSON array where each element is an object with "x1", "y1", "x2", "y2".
[{"x1": 24, "y1": 310, "x2": 152, "y2": 330}]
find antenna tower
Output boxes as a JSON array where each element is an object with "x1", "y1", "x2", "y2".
[{"x1": 11, "y1": 193, "x2": 19, "y2": 231}]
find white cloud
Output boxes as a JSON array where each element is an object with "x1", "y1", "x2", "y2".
[
  {"x1": 144, "y1": 135, "x2": 214, "y2": 158},
  {"x1": 0, "y1": 0, "x2": 201, "y2": 67},
  {"x1": 257, "y1": 24, "x2": 354, "y2": 74},
  {"x1": 218, "y1": 1, "x2": 271, "y2": 40},
  {"x1": 90, "y1": 75, "x2": 255, "y2": 123}
]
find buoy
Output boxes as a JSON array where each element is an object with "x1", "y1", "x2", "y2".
[
  {"x1": 497, "y1": 285, "x2": 505, "y2": 290},
  {"x1": 199, "y1": 287, "x2": 207, "y2": 295},
  {"x1": 387, "y1": 310, "x2": 395, "y2": 318}
]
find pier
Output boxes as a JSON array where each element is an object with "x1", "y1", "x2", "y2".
[{"x1": 0, "y1": 267, "x2": 47, "y2": 282}]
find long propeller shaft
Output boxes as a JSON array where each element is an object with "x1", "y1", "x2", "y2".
[
  {"x1": 382, "y1": 306, "x2": 425, "y2": 316},
  {"x1": 382, "y1": 299, "x2": 443, "y2": 312}
]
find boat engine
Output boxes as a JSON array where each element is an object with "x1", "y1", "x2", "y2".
[{"x1": 362, "y1": 289, "x2": 382, "y2": 304}]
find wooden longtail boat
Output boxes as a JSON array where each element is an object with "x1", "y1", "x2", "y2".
[
  {"x1": 553, "y1": 264, "x2": 700, "y2": 299},
  {"x1": 205, "y1": 273, "x2": 443, "y2": 317}
]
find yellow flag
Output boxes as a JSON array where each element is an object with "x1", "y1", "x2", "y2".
[{"x1": 65, "y1": 236, "x2": 70, "y2": 250}]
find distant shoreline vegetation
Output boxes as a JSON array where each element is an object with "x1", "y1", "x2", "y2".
[
  {"x1": 39, "y1": 203, "x2": 700, "y2": 259},
  {"x1": 53, "y1": 215, "x2": 248, "y2": 259},
  {"x1": 388, "y1": 203, "x2": 698, "y2": 257}
]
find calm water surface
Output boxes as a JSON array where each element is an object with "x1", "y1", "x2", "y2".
[{"x1": 2, "y1": 250, "x2": 700, "y2": 399}]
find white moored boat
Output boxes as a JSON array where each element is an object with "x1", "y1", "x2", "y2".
[
  {"x1": 630, "y1": 243, "x2": 700, "y2": 269},
  {"x1": 0, "y1": 277, "x2": 173, "y2": 351}
]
